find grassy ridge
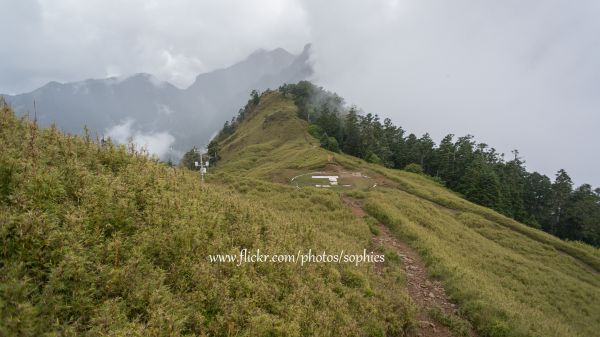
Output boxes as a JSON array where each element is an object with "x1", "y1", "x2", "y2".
[
  {"x1": 367, "y1": 167, "x2": 600, "y2": 272},
  {"x1": 215, "y1": 92, "x2": 600, "y2": 337},
  {"x1": 3, "y1": 90, "x2": 599, "y2": 337},
  {"x1": 0, "y1": 101, "x2": 412, "y2": 336}
]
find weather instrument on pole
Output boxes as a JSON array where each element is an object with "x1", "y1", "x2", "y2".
[{"x1": 194, "y1": 148, "x2": 209, "y2": 185}]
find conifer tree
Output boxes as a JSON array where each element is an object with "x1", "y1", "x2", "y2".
[
  {"x1": 551, "y1": 169, "x2": 573, "y2": 234},
  {"x1": 342, "y1": 107, "x2": 361, "y2": 157}
]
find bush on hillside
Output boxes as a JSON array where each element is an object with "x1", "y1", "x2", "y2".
[
  {"x1": 404, "y1": 163, "x2": 424, "y2": 174},
  {"x1": 307, "y1": 124, "x2": 323, "y2": 139},
  {"x1": 319, "y1": 133, "x2": 340, "y2": 153}
]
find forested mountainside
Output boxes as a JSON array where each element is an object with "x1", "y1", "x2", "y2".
[
  {"x1": 218, "y1": 81, "x2": 600, "y2": 247},
  {"x1": 1, "y1": 90, "x2": 599, "y2": 337}
]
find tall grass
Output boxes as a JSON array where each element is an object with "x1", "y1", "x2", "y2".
[
  {"x1": 215, "y1": 91, "x2": 600, "y2": 337},
  {"x1": 4, "y1": 90, "x2": 599, "y2": 337},
  {"x1": 0, "y1": 102, "x2": 412, "y2": 336},
  {"x1": 363, "y1": 187, "x2": 600, "y2": 337}
]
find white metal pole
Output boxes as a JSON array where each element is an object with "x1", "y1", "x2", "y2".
[{"x1": 200, "y1": 150, "x2": 204, "y2": 185}]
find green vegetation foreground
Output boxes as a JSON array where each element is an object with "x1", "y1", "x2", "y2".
[
  {"x1": 2, "y1": 89, "x2": 600, "y2": 337},
  {"x1": 0, "y1": 100, "x2": 411, "y2": 336}
]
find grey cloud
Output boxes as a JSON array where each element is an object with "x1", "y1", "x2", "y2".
[
  {"x1": 304, "y1": 0, "x2": 600, "y2": 187},
  {"x1": 0, "y1": 0, "x2": 309, "y2": 93}
]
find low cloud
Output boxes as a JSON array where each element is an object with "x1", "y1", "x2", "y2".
[{"x1": 105, "y1": 119, "x2": 175, "y2": 158}]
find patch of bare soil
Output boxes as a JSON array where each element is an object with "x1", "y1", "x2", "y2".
[
  {"x1": 341, "y1": 195, "x2": 478, "y2": 337},
  {"x1": 329, "y1": 163, "x2": 398, "y2": 188}
]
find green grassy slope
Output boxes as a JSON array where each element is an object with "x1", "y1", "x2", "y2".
[
  {"x1": 214, "y1": 91, "x2": 600, "y2": 337},
  {"x1": 2, "y1": 90, "x2": 599, "y2": 337},
  {"x1": 0, "y1": 100, "x2": 412, "y2": 336}
]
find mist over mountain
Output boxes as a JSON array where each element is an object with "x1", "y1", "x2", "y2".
[{"x1": 1, "y1": 44, "x2": 312, "y2": 159}]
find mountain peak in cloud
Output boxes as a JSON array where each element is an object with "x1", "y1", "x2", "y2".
[{"x1": 2, "y1": 46, "x2": 313, "y2": 160}]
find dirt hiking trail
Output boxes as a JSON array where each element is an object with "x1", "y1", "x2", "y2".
[{"x1": 341, "y1": 195, "x2": 479, "y2": 337}]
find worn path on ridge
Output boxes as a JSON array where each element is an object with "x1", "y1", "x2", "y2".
[{"x1": 341, "y1": 195, "x2": 479, "y2": 337}]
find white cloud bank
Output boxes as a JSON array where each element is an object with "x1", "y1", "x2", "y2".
[{"x1": 105, "y1": 119, "x2": 175, "y2": 158}]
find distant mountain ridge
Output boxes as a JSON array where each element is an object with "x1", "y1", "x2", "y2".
[{"x1": 1, "y1": 44, "x2": 313, "y2": 159}]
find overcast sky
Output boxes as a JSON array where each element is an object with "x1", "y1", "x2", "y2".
[{"x1": 1, "y1": 0, "x2": 598, "y2": 187}]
